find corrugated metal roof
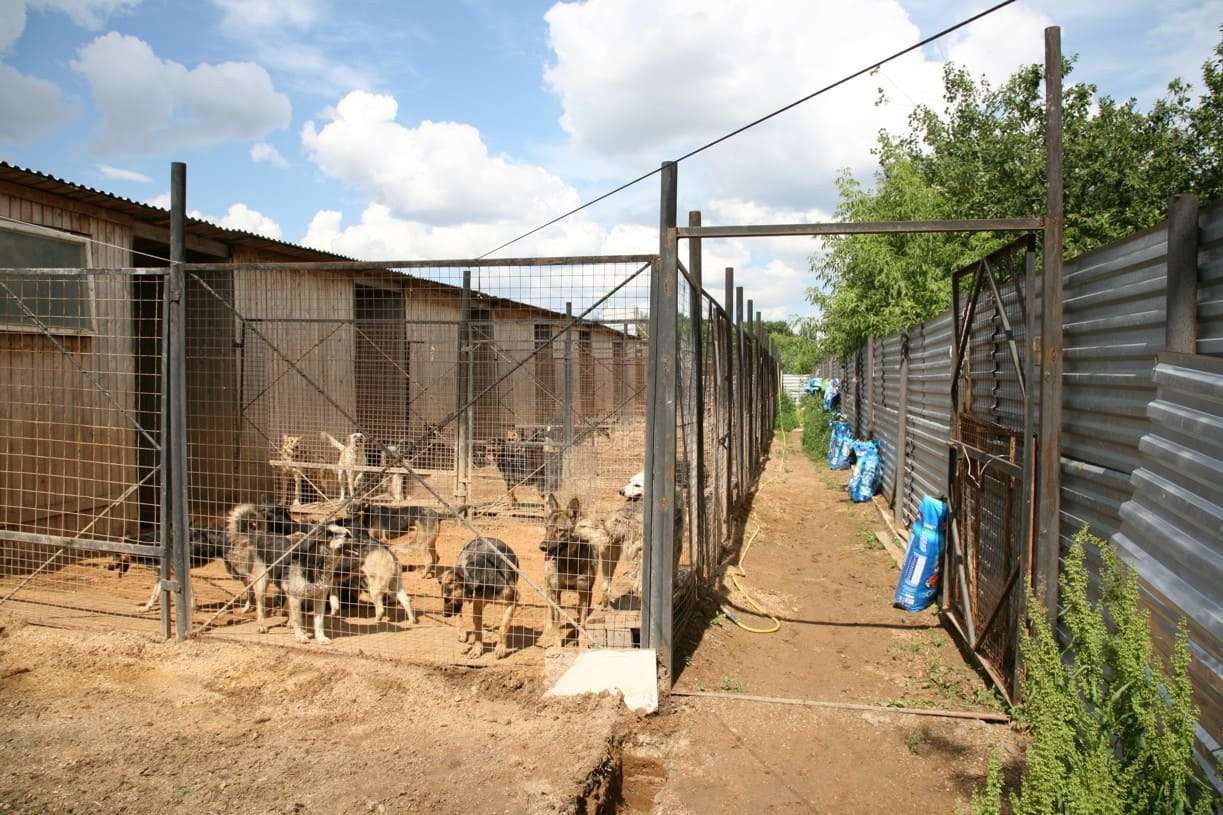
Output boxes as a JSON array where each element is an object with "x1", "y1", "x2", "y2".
[{"x1": 0, "y1": 161, "x2": 354, "y2": 262}]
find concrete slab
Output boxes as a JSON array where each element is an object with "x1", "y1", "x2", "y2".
[{"x1": 545, "y1": 648, "x2": 658, "y2": 713}]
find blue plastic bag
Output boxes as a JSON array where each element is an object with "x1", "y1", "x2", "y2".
[
  {"x1": 848, "y1": 440, "x2": 881, "y2": 502},
  {"x1": 805, "y1": 376, "x2": 822, "y2": 396},
  {"x1": 828, "y1": 420, "x2": 853, "y2": 469},
  {"x1": 893, "y1": 496, "x2": 948, "y2": 612},
  {"x1": 822, "y1": 378, "x2": 840, "y2": 412}
]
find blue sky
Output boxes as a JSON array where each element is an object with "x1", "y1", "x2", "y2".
[{"x1": 2, "y1": 0, "x2": 1220, "y2": 318}]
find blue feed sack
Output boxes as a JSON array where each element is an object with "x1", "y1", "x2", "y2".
[
  {"x1": 828, "y1": 421, "x2": 853, "y2": 470},
  {"x1": 848, "y1": 440, "x2": 881, "y2": 502},
  {"x1": 805, "y1": 376, "x2": 822, "y2": 396},
  {"x1": 893, "y1": 496, "x2": 948, "y2": 612},
  {"x1": 822, "y1": 379, "x2": 840, "y2": 412}
]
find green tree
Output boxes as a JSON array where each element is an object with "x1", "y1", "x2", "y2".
[
  {"x1": 762, "y1": 317, "x2": 822, "y2": 374},
  {"x1": 811, "y1": 35, "x2": 1223, "y2": 357}
]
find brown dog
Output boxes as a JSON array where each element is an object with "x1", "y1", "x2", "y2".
[
  {"x1": 436, "y1": 537, "x2": 519, "y2": 659},
  {"x1": 539, "y1": 494, "x2": 593, "y2": 648}
]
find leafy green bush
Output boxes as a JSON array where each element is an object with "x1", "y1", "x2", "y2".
[
  {"x1": 775, "y1": 392, "x2": 798, "y2": 432},
  {"x1": 968, "y1": 528, "x2": 1217, "y2": 814},
  {"x1": 799, "y1": 394, "x2": 832, "y2": 463}
]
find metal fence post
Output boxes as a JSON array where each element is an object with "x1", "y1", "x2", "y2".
[
  {"x1": 893, "y1": 331, "x2": 911, "y2": 529},
  {"x1": 687, "y1": 211, "x2": 707, "y2": 583},
  {"x1": 1036, "y1": 25, "x2": 1064, "y2": 629},
  {"x1": 563, "y1": 301, "x2": 575, "y2": 474},
  {"x1": 643, "y1": 161, "x2": 678, "y2": 685},
  {"x1": 1166, "y1": 193, "x2": 1200, "y2": 353},
  {"x1": 168, "y1": 161, "x2": 191, "y2": 641},
  {"x1": 735, "y1": 286, "x2": 746, "y2": 500},
  {"x1": 755, "y1": 309, "x2": 764, "y2": 467},
  {"x1": 724, "y1": 268, "x2": 736, "y2": 514},
  {"x1": 745, "y1": 300, "x2": 755, "y2": 478},
  {"x1": 455, "y1": 271, "x2": 472, "y2": 497}
]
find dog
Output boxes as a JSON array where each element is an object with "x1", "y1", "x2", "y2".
[
  {"x1": 573, "y1": 500, "x2": 641, "y2": 610},
  {"x1": 482, "y1": 431, "x2": 555, "y2": 505},
  {"x1": 349, "y1": 501, "x2": 448, "y2": 578},
  {"x1": 539, "y1": 494, "x2": 592, "y2": 647},
  {"x1": 115, "y1": 527, "x2": 233, "y2": 612},
  {"x1": 378, "y1": 440, "x2": 407, "y2": 502},
  {"x1": 224, "y1": 502, "x2": 321, "y2": 633},
  {"x1": 277, "y1": 434, "x2": 306, "y2": 506},
  {"x1": 436, "y1": 537, "x2": 519, "y2": 659},
  {"x1": 284, "y1": 524, "x2": 351, "y2": 643},
  {"x1": 330, "y1": 535, "x2": 417, "y2": 625},
  {"x1": 322, "y1": 431, "x2": 365, "y2": 501}
]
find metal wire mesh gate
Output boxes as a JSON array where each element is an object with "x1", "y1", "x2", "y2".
[{"x1": 946, "y1": 237, "x2": 1037, "y2": 701}]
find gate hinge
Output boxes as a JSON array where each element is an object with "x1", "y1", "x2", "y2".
[{"x1": 159, "y1": 578, "x2": 181, "y2": 593}]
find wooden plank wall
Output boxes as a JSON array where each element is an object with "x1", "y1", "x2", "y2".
[
  {"x1": 0, "y1": 189, "x2": 140, "y2": 560},
  {"x1": 232, "y1": 265, "x2": 356, "y2": 504}
]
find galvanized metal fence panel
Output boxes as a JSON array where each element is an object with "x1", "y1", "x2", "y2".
[
  {"x1": 1198, "y1": 204, "x2": 1223, "y2": 356},
  {"x1": 1115, "y1": 352, "x2": 1223, "y2": 778},
  {"x1": 877, "y1": 335, "x2": 902, "y2": 502},
  {"x1": 902, "y1": 311, "x2": 954, "y2": 525}
]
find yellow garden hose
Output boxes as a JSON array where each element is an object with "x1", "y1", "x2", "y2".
[{"x1": 724, "y1": 526, "x2": 781, "y2": 634}]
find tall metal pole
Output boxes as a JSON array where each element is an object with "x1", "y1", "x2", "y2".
[
  {"x1": 643, "y1": 161, "x2": 678, "y2": 684},
  {"x1": 735, "y1": 286, "x2": 746, "y2": 497},
  {"x1": 168, "y1": 161, "x2": 191, "y2": 641},
  {"x1": 456, "y1": 271, "x2": 472, "y2": 498},
  {"x1": 724, "y1": 268, "x2": 736, "y2": 513},
  {"x1": 563, "y1": 301, "x2": 574, "y2": 473},
  {"x1": 1036, "y1": 26, "x2": 1064, "y2": 629},
  {"x1": 687, "y1": 211, "x2": 706, "y2": 583}
]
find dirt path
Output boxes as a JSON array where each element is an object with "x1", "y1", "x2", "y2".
[
  {"x1": 0, "y1": 617, "x2": 624, "y2": 815},
  {"x1": 622, "y1": 429, "x2": 1023, "y2": 813}
]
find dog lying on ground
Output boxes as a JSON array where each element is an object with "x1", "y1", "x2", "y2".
[
  {"x1": 436, "y1": 537, "x2": 519, "y2": 659},
  {"x1": 330, "y1": 535, "x2": 417, "y2": 625},
  {"x1": 539, "y1": 494, "x2": 592, "y2": 647},
  {"x1": 349, "y1": 501, "x2": 450, "y2": 578},
  {"x1": 322, "y1": 431, "x2": 365, "y2": 501},
  {"x1": 224, "y1": 502, "x2": 326, "y2": 633},
  {"x1": 284, "y1": 524, "x2": 351, "y2": 643}
]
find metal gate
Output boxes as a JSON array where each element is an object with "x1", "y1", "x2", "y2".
[{"x1": 946, "y1": 237, "x2": 1037, "y2": 701}]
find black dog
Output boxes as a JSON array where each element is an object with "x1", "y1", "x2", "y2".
[{"x1": 436, "y1": 537, "x2": 519, "y2": 659}]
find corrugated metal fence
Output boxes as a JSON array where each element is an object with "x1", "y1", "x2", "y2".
[{"x1": 817, "y1": 200, "x2": 1222, "y2": 778}]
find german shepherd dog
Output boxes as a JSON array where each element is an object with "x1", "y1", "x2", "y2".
[
  {"x1": 539, "y1": 494, "x2": 592, "y2": 647},
  {"x1": 350, "y1": 501, "x2": 447, "y2": 578},
  {"x1": 284, "y1": 524, "x2": 351, "y2": 643},
  {"x1": 436, "y1": 537, "x2": 519, "y2": 659},
  {"x1": 224, "y1": 502, "x2": 321, "y2": 633},
  {"x1": 330, "y1": 535, "x2": 418, "y2": 625}
]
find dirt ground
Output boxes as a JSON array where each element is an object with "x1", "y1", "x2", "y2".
[
  {"x1": 618, "y1": 429, "x2": 1024, "y2": 814},
  {"x1": 0, "y1": 615, "x2": 627, "y2": 814}
]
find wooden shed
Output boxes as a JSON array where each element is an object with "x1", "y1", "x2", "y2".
[{"x1": 0, "y1": 163, "x2": 642, "y2": 550}]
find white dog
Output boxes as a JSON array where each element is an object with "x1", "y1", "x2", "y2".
[{"x1": 322, "y1": 432, "x2": 365, "y2": 501}]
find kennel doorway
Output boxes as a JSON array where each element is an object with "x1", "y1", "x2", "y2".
[{"x1": 354, "y1": 283, "x2": 410, "y2": 461}]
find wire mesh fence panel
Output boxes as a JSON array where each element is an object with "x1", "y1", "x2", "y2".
[
  {"x1": 0, "y1": 268, "x2": 170, "y2": 628},
  {"x1": 178, "y1": 259, "x2": 652, "y2": 664}
]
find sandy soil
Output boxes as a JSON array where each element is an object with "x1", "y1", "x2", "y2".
[
  {"x1": 618, "y1": 429, "x2": 1024, "y2": 814},
  {"x1": 0, "y1": 616, "x2": 626, "y2": 814}
]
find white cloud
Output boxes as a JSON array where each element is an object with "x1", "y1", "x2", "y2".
[
  {"x1": 211, "y1": 0, "x2": 320, "y2": 31},
  {"x1": 143, "y1": 192, "x2": 282, "y2": 239},
  {"x1": 71, "y1": 31, "x2": 291, "y2": 155},
  {"x1": 250, "y1": 142, "x2": 288, "y2": 168},
  {"x1": 97, "y1": 163, "x2": 150, "y2": 182},
  {"x1": 1, "y1": 0, "x2": 26, "y2": 53},
  {"x1": 211, "y1": 202, "x2": 282, "y2": 239},
  {"x1": 303, "y1": 90, "x2": 581, "y2": 226},
  {"x1": 26, "y1": 0, "x2": 139, "y2": 28},
  {"x1": 0, "y1": 63, "x2": 72, "y2": 143},
  {"x1": 543, "y1": 0, "x2": 1051, "y2": 213}
]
